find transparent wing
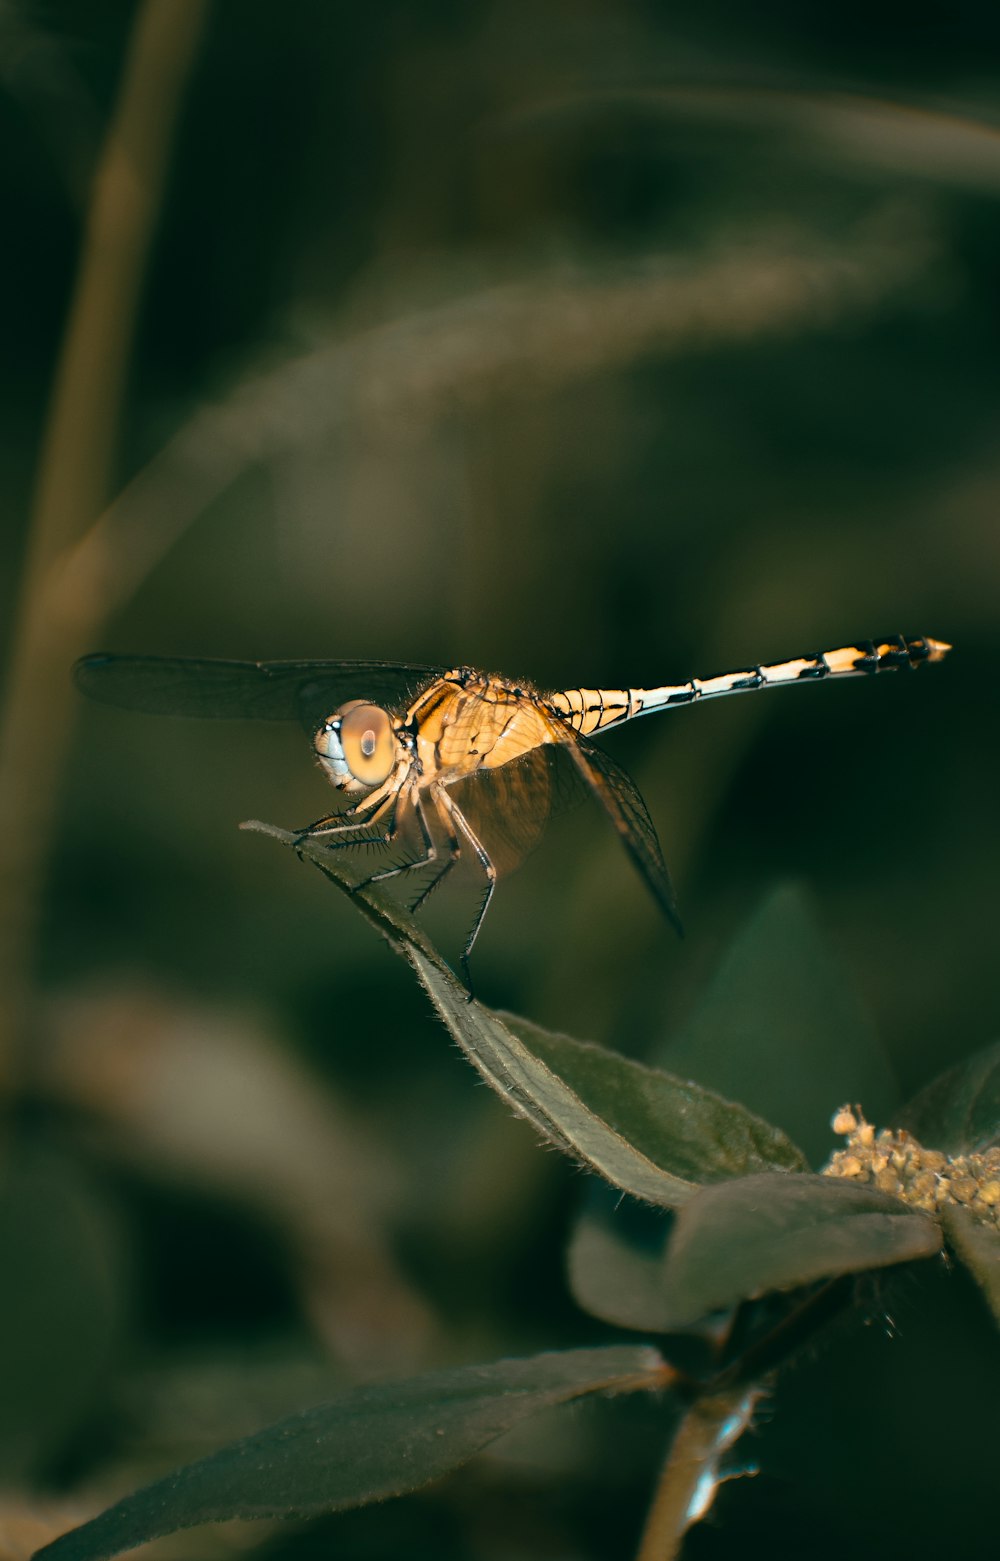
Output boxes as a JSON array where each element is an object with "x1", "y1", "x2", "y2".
[
  {"x1": 563, "y1": 735, "x2": 682, "y2": 934},
  {"x1": 452, "y1": 743, "x2": 555, "y2": 880},
  {"x1": 451, "y1": 746, "x2": 569, "y2": 879},
  {"x1": 74, "y1": 655, "x2": 445, "y2": 732}
]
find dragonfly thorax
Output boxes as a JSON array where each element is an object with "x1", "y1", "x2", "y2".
[{"x1": 313, "y1": 701, "x2": 398, "y2": 792}]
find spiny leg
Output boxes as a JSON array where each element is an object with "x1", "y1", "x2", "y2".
[
  {"x1": 358, "y1": 789, "x2": 440, "y2": 896},
  {"x1": 292, "y1": 773, "x2": 404, "y2": 850},
  {"x1": 433, "y1": 784, "x2": 497, "y2": 995},
  {"x1": 351, "y1": 787, "x2": 464, "y2": 919},
  {"x1": 292, "y1": 793, "x2": 397, "y2": 867},
  {"x1": 406, "y1": 789, "x2": 462, "y2": 914}
]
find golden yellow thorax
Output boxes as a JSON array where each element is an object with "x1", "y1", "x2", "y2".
[{"x1": 407, "y1": 672, "x2": 560, "y2": 782}]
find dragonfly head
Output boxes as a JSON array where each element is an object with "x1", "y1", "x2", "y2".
[{"x1": 313, "y1": 701, "x2": 397, "y2": 793}]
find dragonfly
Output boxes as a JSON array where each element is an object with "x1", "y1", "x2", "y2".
[{"x1": 75, "y1": 633, "x2": 949, "y2": 984}]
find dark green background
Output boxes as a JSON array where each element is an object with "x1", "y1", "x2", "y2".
[{"x1": 2, "y1": 3, "x2": 997, "y2": 1557}]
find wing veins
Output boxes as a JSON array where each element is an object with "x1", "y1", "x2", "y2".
[
  {"x1": 563, "y1": 735, "x2": 681, "y2": 934},
  {"x1": 74, "y1": 655, "x2": 445, "y2": 730}
]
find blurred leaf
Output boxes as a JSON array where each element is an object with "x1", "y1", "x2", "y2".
[
  {"x1": 896, "y1": 1040, "x2": 1000, "y2": 1154},
  {"x1": 656, "y1": 1172, "x2": 942, "y2": 1328},
  {"x1": 0, "y1": 1499, "x2": 101, "y2": 1561},
  {"x1": 659, "y1": 884, "x2": 898, "y2": 1166},
  {"x1": 0, "y1": 1145, "x2": 125, "y2": 1480},
  {"x1": 73, "y1": 215, "x2": 934, "y2": 627},
  {"x1": 33, "y1": 1346, "x2": 665, "y2": 1561},
  {"x1": 42, "y1": 984, "x2": 433, "y2": 1372},
  {"x1": 938, "y1": 1208, "x2": 1000, "y2": 1327},
  {"x1": 567, "y1": 1205, "x2": 675, "y2": 1332},
  {"x1": 253, "y1": 825, "x2": 805, "y2": 1207},
  {"x1": 528, "y1": 87, "x2": 1000, "y2": 193}
]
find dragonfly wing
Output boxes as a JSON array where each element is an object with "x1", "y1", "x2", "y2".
[
  {"x1": 451, "y1": 745, "x2": 561, "y2": 879},
  {"x1": 74, "y1": 656, "x2": 444, "y2": 732},
  {"x1": 565, "y1": 735, "x2": 682, "y2": 934}
]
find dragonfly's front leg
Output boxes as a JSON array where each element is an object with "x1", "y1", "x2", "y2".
[
  {"x1": 292, "y1": 788, "x2": 398, "y2": 860},
  {"x1": 356, "y1": 788, "x2": 439, "y2": 894},
  {"x1": 294, "y1": 794, "x2": 401, "y2": 905}
]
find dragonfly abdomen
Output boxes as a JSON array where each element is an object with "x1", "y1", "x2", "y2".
[
  {"x1": 635, "y1": 634, "x2": 950, "y2": 716},
  {"x1": 546, "y1": 687, "x2": 642, "y2": 736},
  {"x1": 548, "y1": 635, "x2": 950, "y2": 734}
]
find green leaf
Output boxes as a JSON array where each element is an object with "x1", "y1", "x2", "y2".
[
  {"x1": 659, "y1": 884, "x2": 898, "y2": 1166},
  {"x1": 411, "y1": 955, "x2": 808, "y2": 1207},
  {"x1": 406, "y1": 944, "x2": 700, "y2": 1205},
  {"x1": 897, "y1": 1040, "x2": 1000, "y2": 1154},
  {"x1": 33, "y1": 1347, "x2": 664, "y2": 1561},
  {"x1": 938, "y1": 1207, "x2": 1000, "y2": 1326},
  {"x1": 251, "y1": 824, "x2": 806, "y2": 1207},
  {"x1": 656, "y1": 1172, "x2": 942, "y2": 1327},
  {"x1": 567, "y1": 1205, "x2": 676, "y2": 1333},
  {"x1": 505, "y1": 1015, "x2": 808, "y2": 1182}
]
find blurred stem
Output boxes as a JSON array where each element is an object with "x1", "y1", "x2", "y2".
[
  {"x1": 635, "y1": 1386, "x2": 758, "y2": 1561},
  {"x1": 0, "y1": 0, "x2": 209, "y2": 1098}
]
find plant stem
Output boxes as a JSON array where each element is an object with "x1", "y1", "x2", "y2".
[
  {"x1": 0, "y1": 0, "x2": 209, "y2": 1098},
  {"x1": 635, "y1": 1386, "x2": 759, "y2": 1561}
]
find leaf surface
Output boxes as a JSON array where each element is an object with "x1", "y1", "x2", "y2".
[
  {"x1": 567, "y1": 1206, "x2": 676, "y2": 1332},
  {"x1": 34, "y1": 1347, "x2": 664, "y2": 1561},
  {"x1": 656, "y1": 1172, "x2": 942, "y2": 1327},
  {"x1": 411, "y1": 954, "x2": 807, "y2": 1207},
  {"x1": 509, "y1": 1014, "x2": 807, "y2": 1181}
]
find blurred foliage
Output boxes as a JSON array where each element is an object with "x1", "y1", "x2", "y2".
[{"x1": 1, "y1": 1, "x2": 999, "y2": 1558}]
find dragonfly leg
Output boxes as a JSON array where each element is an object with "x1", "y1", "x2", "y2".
[
  {"x1": 432, "y1": 785, "x2": 496, "y2": 994},
  {"x1": 293, "y1": 790, "x2": 398, "y2": 858},
  {"x1": 292, "y1": 823, "x2": 391, "y2": 878},
  {"x1": 356, "y1": 790, "x2": 440, "y2": 896},
  {"x1": 406, "y1": 792, "x2": 461, "y2": 914},
  {"x1": 357, "y1": 790, "x2": 462, "y2": 915}
]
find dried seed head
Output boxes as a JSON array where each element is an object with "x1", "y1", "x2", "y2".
[{"x1": 824, "y1": 1106, "x2": 1000, "y2": 1230}]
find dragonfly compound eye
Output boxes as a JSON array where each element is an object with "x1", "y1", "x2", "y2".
[{"x1": 336, "y1": 701, "x2": 395, "y2": 786}]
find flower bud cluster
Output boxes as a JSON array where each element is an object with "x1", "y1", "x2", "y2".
[{"x1": 824, "y1": 1107, "x2": 1000, "y2": 1230}]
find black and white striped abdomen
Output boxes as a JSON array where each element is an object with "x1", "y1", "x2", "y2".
[{"x1": 547, "y1": 634, "x2": 950, "y2": 735}]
